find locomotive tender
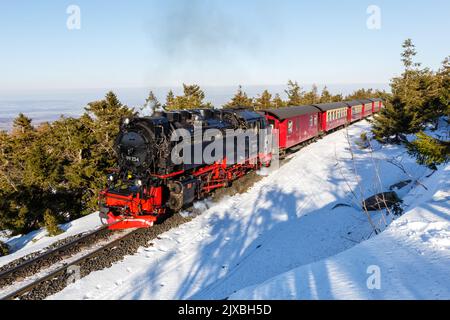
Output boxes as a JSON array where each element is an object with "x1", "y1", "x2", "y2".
[{"x1": 99, "y1": 98, "x2": 383, "y2": 230}]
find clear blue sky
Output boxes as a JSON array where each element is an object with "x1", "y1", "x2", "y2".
[{"x1": 0, "y1": 0, "x2": 449, "y2": 92}]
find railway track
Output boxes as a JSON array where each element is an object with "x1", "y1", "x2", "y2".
[
  {"x1": 0, "y1": 226, "x2": 112, "y2": 289},
  {"x1": 1, "y1": 228, "x2": 138, "y2": 300},
  {"x1": 0, "y1": 212, "x2": 192, "y2": 300}
]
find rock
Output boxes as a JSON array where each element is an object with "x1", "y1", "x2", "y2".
[
  {"x1": 389, "y1": 180, "x2": 412, "y2": 191},
  {"x1": 362, "y1": 191, "x2": 402, "y2": 212}
]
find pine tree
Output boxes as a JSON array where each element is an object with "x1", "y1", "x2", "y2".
[
  {"x1": 371, "y1": 96, "x2": 414, "y2": 143},
  {"x1": 346, "y1": 88, "x2": 375, "y2": 100},
  {"x1": 43, "y1": 208, "x2": 63, "y2": 236},
  {"x1": 285, "y1": 80, "x2": 304, "y2": 106},
  {"x1": 254, "y1": 90, "x2": 274, "y2": 110},
  {"x1": 141, "y1": 90, "x2": 162, "y2": 116},
  {"x1": 272, "y1": 93, "x2": 286, "y2": 108},
  {"x1": 407, "y1": 132, "x2": 450, "y2": 170},
  {"x1": 12, "y1": 113, "x2": 34, "y2": 135},
  {"x1": 165, "y1": 90, "x2": 175, "y2": 109},
  {"x1": 223, "y1": 85, "x2": 254, "y2": 109},
  {"x1": 85, "y1": 91, "x2": 134, "y2": 157},
  {"x1": 0, "y1": 91, "x2": 137, "y2": 235},
  {"x1": 165, "y1": 84, "x2": 212, "y2": 110},
  {"x1": 401, "y1": 39, "x2": 420, "y2": 71},
  {"x1": 372, "y1": 39, "x2": 428, "y2": 141},
  {"x1": 303, "y1": 84, "x2": 320, "y2": 104},
  {"x1": 432, "y1": 56, "x2": 450, "y2": 122},
  {"x1": 320, "y1": 86, "x2": 333, "y2": 103}
]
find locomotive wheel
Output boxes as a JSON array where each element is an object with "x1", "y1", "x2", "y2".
[
  {"x1": 168, "y1": 196, "x2": 183, "y2": 211},
  {"x1": 168, "y1": 182, "x2": 182, "y2": 194}
]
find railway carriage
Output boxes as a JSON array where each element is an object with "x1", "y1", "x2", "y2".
[
  {"x1": 359, "y1": 98, "x2": 374, "y2": 117},
  {"x1": 370, "y1": 98, "x2": 384, "y2": 113},
  {"x1": 312, "y1": 102, "x2": 348, "y2": 132},
  {"x1": 262, "y1": 105, "x2": 321, "y2": 155},
  {"x1": 345, "y1": 100, "x2": 364, "y2": 122}
]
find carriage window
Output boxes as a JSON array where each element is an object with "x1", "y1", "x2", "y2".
[
  {"x1": 309, "y1": 115, "x2": 313, "y2": 127},
  {"x1": 288, "y1": 120, "x2": 293, "y2": 134},
  {"x1": 314, "y1": 115, "x2": 317, "y2": 126}
]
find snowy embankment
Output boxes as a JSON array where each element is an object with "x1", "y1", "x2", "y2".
[
  {"x1": 46, "y1": 120, "x2": 449, "y2": 300},
  {"x1": 230, "y1": 163, "x2": 450, "y2": 299},
  {"x1": 0, "y1": 213, "x2": 101, "y2": 267}
]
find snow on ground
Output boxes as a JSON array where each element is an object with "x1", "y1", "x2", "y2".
[
  {"x1": 230, "y1": 164, "x2": 450, "y2": 299},
  {"x1": 0, "y1": 213, "x2": 102, "y2": 268},
  {"x1": 48, "y1": 120, "x2": 445, "y2": 300}
]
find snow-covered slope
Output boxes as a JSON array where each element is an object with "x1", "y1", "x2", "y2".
[
  {"x1": 0, "y1": 213, "x2": 102, "y2": 267},
  {"x1": 48, "y1": 120, "x2": 447, "y2": 300},
  {"x1": 230, "y1": 164, "x2": 450, "y2": 300}
]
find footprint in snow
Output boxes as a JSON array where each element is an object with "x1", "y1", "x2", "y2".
[
  {"x1": 83, "y1": 292, "x2": 94, "y2": 300},
  {"x1": 115, "y1": 279, "x2": 124, "y2": 286}
]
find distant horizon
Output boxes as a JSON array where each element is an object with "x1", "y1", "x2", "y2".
[
  {"x1": 0, "y1": 82, "x2": 390, "y2": 99},
  {"x1": 0, "y1": 82, "x2": 390, "y2": 131}
]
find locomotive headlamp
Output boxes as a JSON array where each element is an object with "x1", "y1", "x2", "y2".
[
  {"x1": 136, "y1": 179, "x2": 143, "y2": 186},
  {"x1": 108, "y1": 174, "x2": 114, "y2": 182},
  {"x1": 124, "y1": 118, "x2": 130, "y2": 125}
]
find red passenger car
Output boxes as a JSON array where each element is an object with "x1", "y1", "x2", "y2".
[
  {"x1": 359, "y1": 99, "x2": 374, "y2": 117},
  {"x1": 345, "y1": 100, "x2": 364, "y2": 122},
  {"x1": 370, "y1": 98, "x2": 384, "y2": 112},
  {"x1": 313, "y1": 102, "x2": 349, "y2": 132},
  {"x1": 262, "y1": 105, "x2": 321, "y2": 154}
]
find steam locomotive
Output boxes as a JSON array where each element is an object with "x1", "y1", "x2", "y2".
[{"x1": 99, "y1": 108, "x2": 272, "y2": 230}]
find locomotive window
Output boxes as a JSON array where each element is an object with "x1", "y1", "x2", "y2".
[{"x1": 288, "y1": 120, "x2": 293, "y2": 134}]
